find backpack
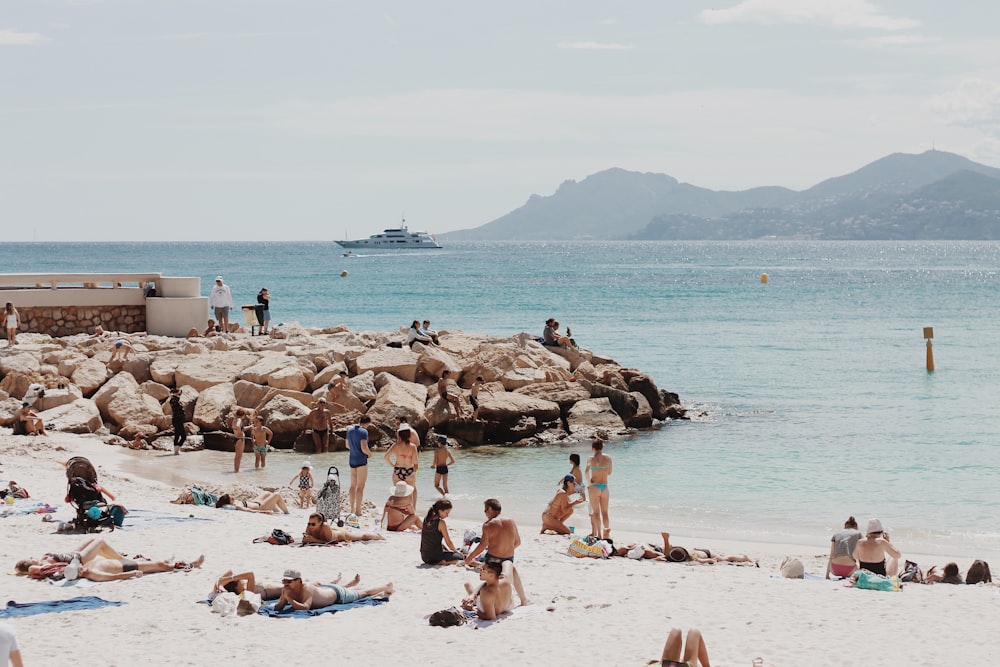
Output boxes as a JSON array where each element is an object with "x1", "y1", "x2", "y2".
[
  {"x1": 429, "y1": 607, "x2": 468, "y2": 627},
  {"x1": 267, "y1": 529, "x2": 294, "y2": 545}
]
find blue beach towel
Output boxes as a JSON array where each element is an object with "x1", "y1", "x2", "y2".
[
  {"x1": 257, "y1": 595, "x2": 389, "y2": 618},
  {"x1": 0, "y1": 596, "x2": 125, "y2": 618},
  {"x1": 120, "y1": 508, "x2": 215, "y2": 529}
]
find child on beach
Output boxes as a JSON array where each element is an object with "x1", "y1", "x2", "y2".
[
  {"x1": 469, "y1": 375, "x2": 484, "y2": 421},
  {"x1": 290, "y1": 462, "x2": 314, "y2": 508},
  {"x1": 567, "y1": 453, "x2": 586, "y2": 502},
  {"x1": 250, "y1": 415, "x2": 274, "y2": 470},
  {"x1": 432, "y1": 435, "x2": 455, "y2": 496}
]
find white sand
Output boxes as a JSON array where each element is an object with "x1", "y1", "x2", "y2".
[{"x1": 2, "y1": 433, "x2": 996, "y2": 666}]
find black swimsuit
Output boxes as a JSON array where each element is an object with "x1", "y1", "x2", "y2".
[{"x1": 859, "y1": 560, "x2": 887, "y2": 575}]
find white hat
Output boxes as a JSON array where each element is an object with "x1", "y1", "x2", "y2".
[
  {"x1": 866, "y1": 518, "x2": 884, "y2": 534},
  {"x1": 391, "y1": 481, "x2": 414, "y2": 497},
  {"x1": 301, "y1": 460, "x2": 313, "y2": 469}
]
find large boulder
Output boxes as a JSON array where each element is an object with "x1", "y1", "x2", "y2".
[
  {"x1": 416, "y1": 347, "x2": 462, "y2": 382},
  {"x1": 476, "y1": 392, "x2": 560, "y2": 422},
  {"x1": 366, "y1": 373, "x2": 427, "y2": 430},
  {"x1": 351, "y1": 348, "x2": 420, "y2": 383},
  {"x1": 0, "y1": 372, "x2": 35, "y2": 400},
  {"x1": 71, "y1": 358, "x2": 109, "y2": 397},
  {"x1": 498, "y1": 366, "x2": 549, "y2": 391},
  {"x1": 578, "y1": 379, "x2": 640, "y2": 425},
  {"x1": 193, "y1": 383, "x2": 237, "y2": 431},
  {"x1": 484, "y1": 415, "x2": 538, "y2": 443},
  {"x1": 92, "y1": 372, "x2": 140, "y2": 420},
  {"x1": 267, "y1": 364, "x2": 310, "y2": 391},
  {"x1": 108, "y1": 391, "x2": 169, "y2": 432},
  {"x1": 121, "y1": 353, "x2": 154, "y2": 384},
  {"x1": 513, "y1": 381, "x2": 590, "y2": 406},
  {"x1": 33, "y1": 385, "x2": 83, "y2": 412},
  {"x1": 311, "y1": 363, "x2": 348, "y2": 390},
  {"x1": 347, "y1": 370, "x2": 377, "y2": 402},
  {"x1": 138, "y1": 381, "x2": 171, "y2": 402},
  {"x1": 56, "y1": 353, "x2": 90, "y2": 378},
  {"x1": 40, "y1": 398, "x2": 103, "y2": 433},
  {"x1": 567, "y1": 397, "x2": 626, "y2": 430},
  {"x1": 151, "y1": 351, "x2": 260, "y2": 391},
  {"x1": 0, "y1": 353, "x2": 41, "y2": 376},
  {"x1": 259, "y1": 394, "x2": 310, "y2": 446},
  {"x1": 0, "y1": 397, "x2": 23, "y2": 426},
  {"x1": 626, "y1": 391, "x2": 653, "y2": 428},
  {"x1": 627, "y1": 373, "x2": 669, "y2": 421},
  {"x1": 239, "y1": 354, "x2": 297, "y2": 385}
]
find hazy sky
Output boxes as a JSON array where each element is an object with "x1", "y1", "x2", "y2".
[{"x1": 4, "y1": 1, "x2": 999, "y2": 241}]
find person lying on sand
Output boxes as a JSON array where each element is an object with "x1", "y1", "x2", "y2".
[
  {"x1": 460, "y1": 560, "x2": 517, "y2": 620},
  {"x1": 214, "y1": 491, "x2": 289, "y2": 514},
  {"x1": 301, "y1": 512, "x2": 384, "y2": 544},
  {"x1": 660, "y1": 627, "x2": 711, "y2": 667},
  {"x1": 612, "y1": 532, "x2": 754, "y2": 565},
  {"x1": 274, "y1": 568, "x2": 393, "y2": 610},
  {"x1": 215, "y1": 569, "x2": 358, "y2": 601},
  {"x1": 15, "y1": 536, "x2": 203, "y2": 582}
]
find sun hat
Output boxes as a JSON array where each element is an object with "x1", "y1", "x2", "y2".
[
  {"x1": 866, "y1": 518, "x2": 884, "y2": 534},
  {"x1": 563, "y1": 474, "x2": 576, "y2": 483},
  {"x1": 627, "y1": 544, "x2": 645, "y2": 560},
  {"x1": 391, "y1": 481, "x2": 415, "y2": 497},
  {"x1": 301, "y1": 461, "x2": 313, "y2": 469},
  {"x1": 397, "y1": 424, "x2": 411, "y2": 433},
  {"x1": 317, "y1": 397, "x2": 327, "y2": 403},
  {"x1": 667, "y1": 546, "x2": 689, "y2": 562},
  {"x1": 282, "y1": 569, "x2": 301, "y2": 581},
  {"x1": 215, "y1": 276, "x2": 224, "y2": 282},
  {"x1": 437, "y1": 435, "x2": 448, "y2": 443}
]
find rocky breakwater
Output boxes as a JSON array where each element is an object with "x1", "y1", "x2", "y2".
[{"x1": 0, "y1": 326, "x2": 686, "y2": 450}]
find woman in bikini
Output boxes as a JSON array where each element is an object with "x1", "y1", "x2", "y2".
[
  {"x1": 15, "y1": 537, "x2": 203, "y2": 582},
  {"x1": 586, "y1": 437, "x2": 612, "y2": 539},
  {"x1": 230, "y1": 408, "x2": 250, "y2": 473},
  {"x1": 214, "y1": 491, "x2": 290, "y2": 514},
  {"x1": 384, "y1": 424, "x2": 420, "y2": 506},
  {"x1": 541, "y1": 475, "x2": 585, "y2": 535},
  {"x1": 826, "y1": 515, "x2": 862, "y2": 579},
  {"x1": 381, "y1": 481, "x2": 422, "y2": 531}
]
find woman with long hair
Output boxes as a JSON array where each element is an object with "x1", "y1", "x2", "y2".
[
  {"x1": 586, "y1": 438, "x2": 612, "y2": 539},
  {"x1": 420, "y1": 499, "x2": 463, "y2": 565}
]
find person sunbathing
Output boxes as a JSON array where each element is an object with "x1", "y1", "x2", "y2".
[
  {"x1": 15, "y1": 536, "x2": 203, "y2": 582},
  {"x1": 660, "y1": 627, "x2": 711, "y2": 667},
  {"x1": 274, "y1": 568, "x2": 393, "y2": 611},
  {"x1": 613, "y1": 532, "x2": 753, "y2": 565},
  {"x1": 214, "y1": 569, "x2": 359, "y2": 600},
  {"x1": 301, "y1": 512, "x2": 384, "y2": 544},
  {"x1": 461, "y1": 560, "x2": 517, "y2": 620},
  {"x1": 214, "y1": 491, "x2": 290, "y2": 514}
]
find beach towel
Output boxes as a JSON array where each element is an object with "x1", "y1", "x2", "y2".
[
  {"x1": 0, "y1": 596, "x2": 125, "y2": 618},
  {"x1": 120, "y1": 508, "x2": 215, "y2": 529},
  {"x1": 257, "y1": 595, "x2": 388, "y2": 618},
  {"x1": 0, "y1": 500, "x2": 59, "y2": 518}
]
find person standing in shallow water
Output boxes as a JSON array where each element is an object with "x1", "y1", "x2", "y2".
[{"x1": 586, "y1": 438, "x2": 612, "y2": 539}]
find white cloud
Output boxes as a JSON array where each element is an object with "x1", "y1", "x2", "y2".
[
  {"x1": 864, "y1": 33, "x2": 939, "y2": 46},
  {"x1": 700, "y1": 0, "x2": 920, "y2": 31},
  {"x1": 555, "y1": 41, "x2": 634, "y2": 50},
  {"x1": 926, "y1": 78, "x2": 1000, "y2": 128},
  {"x1": 0, "y1": 29, "x2": 48, "y2": 46}
]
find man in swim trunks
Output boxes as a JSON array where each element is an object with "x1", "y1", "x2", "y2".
[
  {"x1": 305, "y1": 398, "x2": 334, "y2": 453},
  {"x1": 432, "y1": 434, "x2": 455, "y2": 496},
  {"x1": 437, "y1": 370, "x2": 466, "y2": 418},
  {"x1": 346, "y1": 416, "x2": 373, "y2": 515},
  {"x1": 461, "y1": 560, "x2": 516, "y2": 620},
  {"x1": 274, "y1": 568, "x2": 393, "y2": 611},
  {"x1": 250, "y1": 414, "x2": 273, "y2": 470},
  {"x1": 464, "y1": 498, "x2": 529, "y2": 605}
]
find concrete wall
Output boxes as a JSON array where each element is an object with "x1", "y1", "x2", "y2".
[{"x1": 16, "y1": 305, "x2": 147, "y2": 337}]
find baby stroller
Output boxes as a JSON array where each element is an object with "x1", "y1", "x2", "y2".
[
  {"x1": 65, "y1": 456, "x2": 123, "y2": 532},
  {"x1": 315, "y1": 465, "x2": 342, "y2": 525}
]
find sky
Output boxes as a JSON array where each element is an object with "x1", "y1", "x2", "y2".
[{"x1": 3, "y1": 0, "x2": 1000, "y2": 241}]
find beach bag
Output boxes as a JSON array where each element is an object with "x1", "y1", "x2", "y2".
[
  {"x1": 267, "y1": 529, "x2": 294, "y2": 545},
  {"x1": 315, "y1": 465, "x2": 342, "y2": 523},
  {"x1": 191, "y1": 486, "x2": 218, "y2": 507},
  {"x1": 898, "y1": 560, "x2": 922, "y2": 583},
  {"x1": 568, "y1": 536, "x2": 607, "y2": 559},
  {"x1": 429, "y1": 607, "x2": 467, "y2": 627},
  {"x1": 211, "y1": 592, "x2": 240, "y2": 617},
  {"x1": 966, "y1": 559, "x2": 992, "y2": 584},
  {"x1": 855, "y1": 570, "x2": 900, "y2": 592}
]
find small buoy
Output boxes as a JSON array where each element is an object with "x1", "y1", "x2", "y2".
[
  {"x1": 760, "y1": 273, "x2": 768, "y2": 283},
  {"x1": 340, "y1": 270, "x2": 348, "y2": 277}
]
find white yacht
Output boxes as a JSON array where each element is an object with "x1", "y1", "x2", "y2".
[{"x1": 337, "y1": 219, "x2": 442, "y2": 249}]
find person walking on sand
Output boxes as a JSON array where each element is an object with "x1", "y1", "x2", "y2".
[
  {"x1": 464, "y1": 498, "x2": 529, "y2": 606},
  {"x1": 304, "y1": 397, "x2": 333, "y2": 453},
  {"x1": 256, "y1": 287, "x2": 271, "y2": 335},
  {"x1": 0, "y1": 620, "x2": 24, "y2": 667},
  {"x1": 4, "y1": 302, "x2": 20, "y2": 346},
  {"x1": 250, "y1": 414, "x2": 273, "y2": 470},
  {"x1": 209, "y1": 276, "x2": 234, "y2": 334},
  {"x1": 170, "y1": 387, "x2": 187, "y2": 455},
  {"x1": 586, "y1": 437, "x2": 612, "y2": 539},
  {"x1": 432, "y1": 435, "x2": 455, "y2": 496},
  {"x1": 290, "y1": 462, "x2": 314, "y2": 509},
  {"x1": 231, "y1": 408, "x2": 250, "y2": 473},
  {"x1": 347, "y1": 416, "x2": 373, "y2": 516}
]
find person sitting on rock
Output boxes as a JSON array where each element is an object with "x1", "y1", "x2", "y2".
[
  {"x1": 107, "y1": 340, "x2": 134, "y2": 367},
  {"x1": 407, "y1": 320, "x2": 433, "y2": 348},
  {"x1": 437, "y1": 370, "x2": 466, "y2": 418},
  {"x1": 16, "y1": 402, "x2": 47, "y2": 436},
  {"x1": 542, "y1": 318, "x2": 573, "y2": 348}
]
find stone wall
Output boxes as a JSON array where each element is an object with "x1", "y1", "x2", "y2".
[{"x1": 15, "y1": 306, "x2": 146, "y2": 338}]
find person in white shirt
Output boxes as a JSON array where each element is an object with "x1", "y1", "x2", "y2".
[
  {"x1": 0, "y1": 621, "x2": 25, "y2": 667},
  {"x1": 209, "y1": 276, "x2": 234, "y2": 333}
]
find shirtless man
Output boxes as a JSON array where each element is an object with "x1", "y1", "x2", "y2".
[
  {"x1": 464, "y1": 498, "x2": 529, "y2": 605},
  {"x1": 461, "y1": 560, "x2": 516, "y2": 620},
  {"x1": 249, "y1": 414, "x2": 273, "y2": 470},
  {"x1": 106, "y1": 340, "x2": 134, "y2": 367},
  {"x1": 437, "y1": 370, "x2": 465, "y2": 418},
  {"x1": 326, "y1": 371, "x2": 349, "y2": 406},
  {"x1": 304, "y1": 397, "x2": 334, "y2": 453},
  {"x1": 274, "y1": 568, "x2": 393, "y2": 611},
  {"x1": 384, "y1": 424, "x2": 420, "y2": 506},
  {"x1": 15, "y1": 537, "x2": 204, "y2": 582},
  {"x1": 215, "y1": 569, "x2": 360, "y2": 601},
  {"x1": 301, "y1": 512, "x2": 384, "y2": 544}
]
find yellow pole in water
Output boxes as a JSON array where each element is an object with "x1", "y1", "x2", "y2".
[
  {"x1": 760, "y1": 273, "x2": 768, "y2": 283},
  {"x1": 923, "y1": 327, "x2": 934, "y2": 372}
]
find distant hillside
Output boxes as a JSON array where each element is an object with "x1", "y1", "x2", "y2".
[{"x1": 447, "y1": 150, "x2": 1000, "y2": 241}]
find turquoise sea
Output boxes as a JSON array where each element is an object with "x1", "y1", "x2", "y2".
[{"x1": 4, "y1": 241, "x2": 999, "y2": 558}]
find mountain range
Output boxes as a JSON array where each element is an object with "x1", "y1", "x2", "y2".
[{"x1": 443, "y1": 150, "x2": 1000, "y2": 240}]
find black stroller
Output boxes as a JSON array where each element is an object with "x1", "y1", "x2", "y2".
[
  {"x1": 65, "y1": 456, "x2": 122, "y2": 532},
  {"x1": 315, "y1": 465, "x2": 342, "y2": 525}
]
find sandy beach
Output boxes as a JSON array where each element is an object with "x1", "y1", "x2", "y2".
[{"x1": 2, "y1": 432, "x2": 997, "y2": 667}]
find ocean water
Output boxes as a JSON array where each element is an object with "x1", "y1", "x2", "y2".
[{"x1": 4, "y1": 240, "x2": 999, "y2": 558}]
